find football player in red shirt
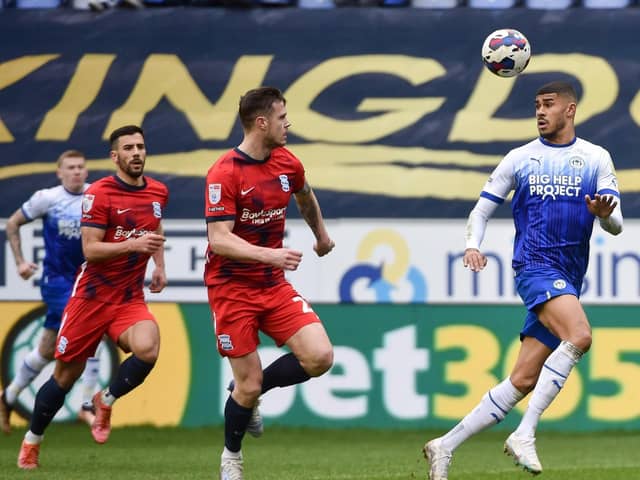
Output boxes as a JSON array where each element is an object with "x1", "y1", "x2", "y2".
[
  {"x1": 17, "y1": 125, "x2": 169, "y2": 470},
  {"x1": 205, "y1": 87, "x2": 335, "y2": 479}
]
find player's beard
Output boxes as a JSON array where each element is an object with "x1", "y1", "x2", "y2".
[
  {"x1": 540, "y1": 123, "x2": 560, "y2": 141},
  {"x1": 266, "y1": 134, "x2": 286, "y2": 149},
  {"x1": 118, "y1": 155, "x2": 145, "y2": 178}
]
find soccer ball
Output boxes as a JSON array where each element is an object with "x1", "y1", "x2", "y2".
[{"x1": 481, "y1": 29, "x2": 531, "y2": 78}]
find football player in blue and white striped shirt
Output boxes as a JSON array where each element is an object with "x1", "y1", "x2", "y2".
[
  {"x1": 0, "y1": 151, "x2": 101, "y2": 434},
  {"x1": 425, "y1": 81, "x2": 623, "y2": 480}
]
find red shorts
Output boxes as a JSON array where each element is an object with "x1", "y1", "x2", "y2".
[
  {"x1": 55, "y1": 297, "x2": 157, "y2": 362},
  {"x1": 207, "y1": 281, "x2": 320, "y2": 357}
]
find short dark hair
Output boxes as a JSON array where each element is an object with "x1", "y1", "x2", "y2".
[
  {"x1": 238, "y1": 87, "x2": 286, "y2": 130},
  {"x1": 109, "y1": 125, "x2": 144, "y2": 149},
  {"x1": 536, "y1": 81, "x2": 577, "y2": 102},
  {"x1": 57, "y1": 149, "x2": 85, "y2": 167}
]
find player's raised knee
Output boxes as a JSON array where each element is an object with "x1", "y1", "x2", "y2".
[
  {"x1": 130, "y1": 340, "x2": 159, "y2": 364},
  {"x1": 568, "y1": 331, "x2": 591, "y2": 354},
  {"x1": 306, "y1": 347, "x2": 334, "y2": 377}
]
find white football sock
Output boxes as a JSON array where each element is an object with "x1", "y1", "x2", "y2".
[
  {"x1": 25, "y1": 431, "x2": 44, "y2": 445},
  {"x1": 101, "y1": 388, "x2": 116, "y2": 407},
  {"x1": 515, "y1": 341, "x2": 582, "y2": 438},
  {"x1": 6, "y1": 349, "x2": 50, "y2": 405},
  {"x1": 222, "y1": 447, "x2": 242, "y2": 459},
  {"x1": 80, "y1": 357, "x2": 100, "y2": 409},
  {"x1": 441, "y1": 378, "x2": 524, "y2": 451}
]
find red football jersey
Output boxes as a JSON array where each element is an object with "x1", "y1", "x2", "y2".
[
  {"x1": 204, "y1": 146, "x2": 305, "y2": 287},
  {"x1": 73, "y1": 175, "x2": 169, "y2": 304}
]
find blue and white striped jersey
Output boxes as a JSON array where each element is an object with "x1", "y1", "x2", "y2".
[
  {"x1": 21, "y1": 183, "x2": 89, "y2": 285},
  {"x1": 480, "y1": 137, "x2": 619, "y2": 282}
]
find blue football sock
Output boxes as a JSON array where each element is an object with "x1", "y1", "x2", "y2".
[
  {"x1": 261, "y1": 352, "x2": 310, "y2": 394},
  {"x1": 30, "y1": 376, "x2": 70, "y2": 435},
  {"x1": 224, "y1": 395, "x2": 253, "y2": 452},
  {"x1": 108, "y1": 355, "x2": 154, "y2": 398}
]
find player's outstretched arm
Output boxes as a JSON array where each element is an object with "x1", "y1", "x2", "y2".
[
  {"x1": 463, "y1": 248, "x2": 488, "y2": 273},
  {"x1": 293, "y1": 181, "x2": 335, "y2": 257},
  {"x1": 585, "y1": 194, "x2": 623, "y2": 235},
  {"x1": 464, "y1": 196, "x2": 499, "y2": 272},
  {"x1": 6, "y1": 208, "x2": 38, "y2": 279}
]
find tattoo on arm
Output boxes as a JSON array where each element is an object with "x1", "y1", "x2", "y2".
[
  {"x1": 298, "y1": 181, "x2": 311, "y2": 195},
  {"x1": 296, "y1": 182, "x2": 321, "y2": 236}
]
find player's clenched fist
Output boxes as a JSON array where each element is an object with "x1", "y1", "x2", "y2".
[
  {"x1": 132, "y1": 232, "x2": 166, "y2": 254},
  {"x1": 314, "y1": 237, "x2": 335, "y2": 257},
  {"x1": 268, "y1": 248, "x2": 303, "y2": 271}
]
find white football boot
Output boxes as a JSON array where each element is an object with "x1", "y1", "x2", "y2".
[
  {"x1": 504, "y1": 432, "x2": 543, "y2": 475},
  {"x1": 220, "y1": 453, "x2": 243, "y2": 480},
  {"x1": 424, "y1": 438, "x2": 452, "y2": 480}
]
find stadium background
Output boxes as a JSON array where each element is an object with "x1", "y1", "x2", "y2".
[{"x1": 1, "y1": 7, "x2": 640, "y2": 433}]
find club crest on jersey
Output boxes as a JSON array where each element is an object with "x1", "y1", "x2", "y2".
[
  {"x1": 279, "y1": 174, "x2": 290, "y2": 192},
  {"x1": 208, "y1": 183, "x2": 221, "y2": 204},
  {"x1": 553, "y1": 279, "x2": 567, "y2": 290},
  {"x1": 217, "y1": 334, "x2": 234, "y2": 351},
  {"x1": 57, "y1": 335, "x2": 68, "y2": 354},
  {"x1": 152, "y1": 201, "x2": 162, "y2": 218},
  {"x1": 569, "y1": 156, "x2": 585, "y2": 169},
  {"x1": 82, "y1": 194, "x2": 95, "y2": 213}
]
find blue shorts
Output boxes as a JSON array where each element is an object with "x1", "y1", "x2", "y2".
[
  {"x1": 515, "y1": 269, "x2": 581, "y2": 350},
  {"x1": 40, "y1": 281, "x2": 73, "y2": 331}
]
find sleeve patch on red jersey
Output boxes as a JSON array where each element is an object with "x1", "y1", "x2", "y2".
[
  {"x1": 152, "y1": 201, "x2": 162, "y2": 218},
  {"x1": 82, "y1": 194, "x2": 95, "y2": 213},
  {"x1": 208, "y1": 183, "x2": 221, "y2": 204},
  {"x1": 279, "y1": 174, "x2": 290, "y2": 192}
]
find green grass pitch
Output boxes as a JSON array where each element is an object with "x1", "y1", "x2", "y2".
[{"x1": 1, "y1": 425, "x2": 640, "y2": 479}]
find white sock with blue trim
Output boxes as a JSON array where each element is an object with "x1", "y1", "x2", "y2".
[
  {"x1": 515, "y1": 341, "x2": 582, "y2": 438},
  {"x1": 6, "y1": 349, "x2": 49, "y2": 405},
  {"x1": 440, "y1": 378, "x2": 524, "y2": 451}
]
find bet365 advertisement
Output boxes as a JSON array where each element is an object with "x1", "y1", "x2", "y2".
[
  {"x1": 1, "y1": 302, "x2": 639, "y2": 431},
  {"x1": 1, "y1": 217, "x2": 639, "y2": 429}
]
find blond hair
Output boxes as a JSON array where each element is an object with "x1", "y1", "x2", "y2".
[{"x1": 57, "y1": 149, "x2": 86, "y2": 167}]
